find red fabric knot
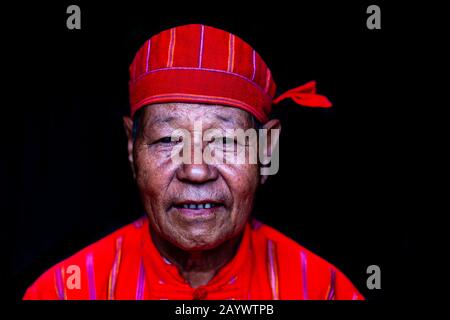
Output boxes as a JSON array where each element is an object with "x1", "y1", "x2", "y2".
[
  {"x1": 192, "y1": 287, "x2": 208, "y2": 300},
  {"x1": 273, "y1": 81, "x2": 332, "y2": 108}
]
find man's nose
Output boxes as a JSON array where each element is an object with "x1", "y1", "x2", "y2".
[{"x1": 176, "y1": 163, "x2": 219, "y2": 184}]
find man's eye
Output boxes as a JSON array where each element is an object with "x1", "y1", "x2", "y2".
[
  {"x1": 156, "y1": 136, "x2": 181, "y2": 144},
  {"x1": 222, "y1": 137, "x2": 236, "y2": 145}
]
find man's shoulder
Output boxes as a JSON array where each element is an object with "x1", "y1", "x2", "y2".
[
  {"x1": 251, "y1": 220, "x2": 338, "y2": 270},
  {"x1": 250, "y1": 219, "x2": 364, "y2": 300},
  {"x1": 250, "y1": 218, "x2": 319, "y2": 257},
  {"x1": 23, "y1": 217, "x2": 146, "y2": 299},
  {"x1": 49, "y1": 216, "x2": 146, "y2": 268}
]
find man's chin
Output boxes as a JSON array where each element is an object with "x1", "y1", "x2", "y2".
[{"x1": 172, "y1": 229, "x2": 225, "y2": 251}]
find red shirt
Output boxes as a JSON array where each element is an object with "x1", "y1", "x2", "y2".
[{"x1": 23, "y1": 217, "x2": 364, "y2": 300}]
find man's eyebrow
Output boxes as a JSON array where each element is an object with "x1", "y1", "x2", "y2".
[
  {"x1": 214, "y1": 114, "x2": 246, "y2": 127},
  {"x1": 148, "y1": 115, "x2": 176, "y2": 126}
]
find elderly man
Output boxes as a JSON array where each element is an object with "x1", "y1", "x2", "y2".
[{"x1": 24, "y1": 24, "x2": 363, "y2": 300}]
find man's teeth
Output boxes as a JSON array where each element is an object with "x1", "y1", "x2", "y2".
[{"x1": 181, "y1": 203, "x2": 216, "y2": 209}]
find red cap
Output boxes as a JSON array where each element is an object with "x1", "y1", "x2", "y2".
[{"x1": 129, "y1": 24, "x2": 331, "y2": 123}]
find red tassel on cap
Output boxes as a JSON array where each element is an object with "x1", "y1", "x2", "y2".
[{"x1": 273, "y1": 81, "x2": 332, "y2": 108}]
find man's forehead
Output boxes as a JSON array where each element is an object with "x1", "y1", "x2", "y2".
[{"x1": 142, "y1": 103, "x2": 253, "y2": 127}]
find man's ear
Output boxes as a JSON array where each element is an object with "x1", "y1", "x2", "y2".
[
  {"x1": 123, "y1": 116, "x2": 136, "y2": 178},
  {"x1": 260, "y1": 119, "x2": 281, "y2": 185}
]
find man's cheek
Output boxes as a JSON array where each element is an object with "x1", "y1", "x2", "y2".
[
  {"x1": 137, "y1": 156, "x2": 165, "y2": 186},
  {"x1": 218, "y1": 164, "x2": 258, "y2": 183},
  {"x1": 232, "y1": 167, "x2": 259, "y2": 194}
]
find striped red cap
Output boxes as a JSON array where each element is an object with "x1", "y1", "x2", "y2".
[{"x1": 129, "y1": 24, "x2": 331, "y2": 123}]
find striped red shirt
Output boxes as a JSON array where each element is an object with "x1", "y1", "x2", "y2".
[{"x1": 23, "y1": 217, "x2": 363, "y2": 300}]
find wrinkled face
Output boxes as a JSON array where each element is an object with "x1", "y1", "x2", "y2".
[{"x1": 132, "y1": 103, "x2": 260, "y2": 251}]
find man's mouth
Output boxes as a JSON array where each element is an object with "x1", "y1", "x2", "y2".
[
  {"x1": 172, "y1": 201, "x2": 225, "y2": 219},
  {"x1": 174, "y1": 203, "x2": 221, "y2": 210}
]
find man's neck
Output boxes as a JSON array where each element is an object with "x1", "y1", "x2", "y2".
[{"x1": 151, "y1": 231, "x2": 243, "y2": 288}]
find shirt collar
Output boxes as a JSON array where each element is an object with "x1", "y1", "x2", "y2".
[{"x1": 140, "y1": 218, "x2": 253, "y2": 299}]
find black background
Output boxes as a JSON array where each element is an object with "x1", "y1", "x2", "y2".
[{"x1": 6, "y1": 0, "x2": 414, "y2": 306}]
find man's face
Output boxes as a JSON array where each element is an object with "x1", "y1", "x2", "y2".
[{"x1": 131, "y1": 103, "x2": 260, "y2": 250}]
